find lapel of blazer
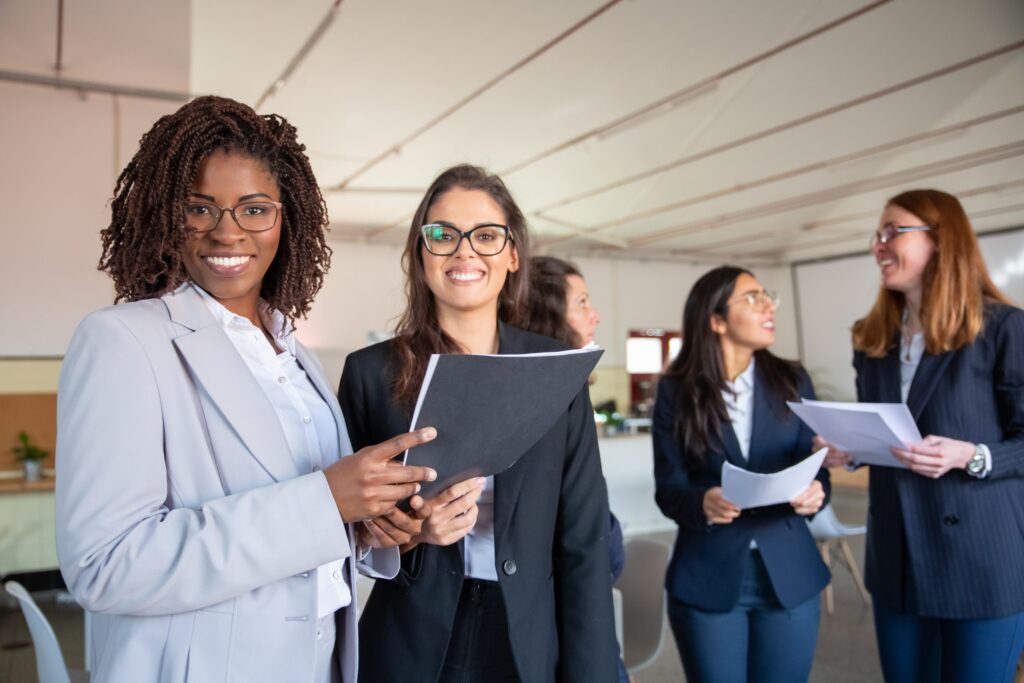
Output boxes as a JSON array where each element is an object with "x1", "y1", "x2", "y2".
[
  {"x1": 493, "y1": 322, "x2": 535, "y2": 543},
  {"x1": 745, "y1": 368, "x2": 777, "y2": 472},
  {"x1": 718, "y1": 420, "x2": 747, "y2": 469},
  {"x1": 876, "y1": 345, "x2": 903, "y2": 404},
  {"x1": 906, "y1": 348, "x2": 955, "y2": 421},
  {"x1": 163, "y1": 285, "x2": 300, "y2": 483},
  {"x1": 295, "y1": 342, "x2": 353, "y2": 463}
]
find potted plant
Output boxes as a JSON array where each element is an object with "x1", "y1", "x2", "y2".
[{"x1": 11, "y1": 431, "x2": 48, "y2": 482}]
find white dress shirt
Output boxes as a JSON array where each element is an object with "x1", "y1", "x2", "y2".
[
  {"x1": 195, "y1": 285, "x2": 348, "y2": 683},
  {"x1": 723, "y1": 359, "x2": 756, "y2": 461},
  {"x1": 722, "y1": 359, "x2": 758, "y2": 548},
  {"x1": 900, "y1": 319, "x2": 991, "y2": 477},
  {"x1": 464, "y1": 476, "x2": 498, "y2": 581}
]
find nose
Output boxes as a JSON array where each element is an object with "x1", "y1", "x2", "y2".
[
  {"x1": 592, "y1": 308, "x2": 602, "y2": 326},
  {"x1": 207, "y1": 210, "x2": 247, "y2": 244},
  {"x1": 453, "y1": 234, "x2": 477, "y2": 258}
]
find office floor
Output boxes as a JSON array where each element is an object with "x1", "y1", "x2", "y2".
[{"x1": 1, "y1": 489, "x2": 879, "y2": 682}]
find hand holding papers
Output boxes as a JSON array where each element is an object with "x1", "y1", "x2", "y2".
[
  {"x1": 721, "y1": 448, "x2": 828, "y2": 509},
  {"x1": 787, "y1": 399, "x2": 922, "y2": 468},
  {"x1": 404, "y1": 347, "x2": 603, "y2": 501}
]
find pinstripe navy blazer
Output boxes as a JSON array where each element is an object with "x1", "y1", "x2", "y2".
[{"x1": 855, "y1": 302, "x2": 1024, "y2": 619}]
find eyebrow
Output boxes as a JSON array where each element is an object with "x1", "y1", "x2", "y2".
[
  {"x1": 188, "y1": 192, "x2": 274, "y2": 202},
  {"x1": 738, "y1": 288, "x2": 764, "y2": 296},
  {"x1": 428, "y1": 220, "x2": 505, "y2": 229}
]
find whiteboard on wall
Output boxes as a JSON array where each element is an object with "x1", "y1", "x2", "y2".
[{"x1": 794, "y1": 227, "x2": 1024, "y2": 401}]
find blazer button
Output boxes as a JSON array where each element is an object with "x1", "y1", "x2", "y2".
[
  {"x1": 944, "y1": 515, "x2": 960, "y2": 526},
  {"x1": 502, "y1": 560, "x2": 517, "y2": 576}
]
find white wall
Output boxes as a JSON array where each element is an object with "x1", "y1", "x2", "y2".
[
  {"x1": 794, "y1": 227, "x2": 1024, "y2": 400},
  {"x1": 299, "y1": 245, "x2": 801, "y2": 387}
]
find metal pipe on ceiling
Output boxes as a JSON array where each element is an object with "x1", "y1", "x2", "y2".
[
  {"x1": 55, "y1": 0, "x2": 64, "y2": 73},
  {"x1": 330, "y1": 0, "x2": 625, "y2": 191},
  {"x1": 0, "y1": 68, "x2": 191, "y2": 102},
  {"x1": 253, "y1": 0, "x2": 344, "y2": 111}
]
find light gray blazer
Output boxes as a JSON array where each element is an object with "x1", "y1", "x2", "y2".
[{"x1": 56, "y1": 284, "x2": 397, "y2": 683}]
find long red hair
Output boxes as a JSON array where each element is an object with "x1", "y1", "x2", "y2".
[{"x1": 852, "y1": 189, "x2": 1010, "y2": 357}]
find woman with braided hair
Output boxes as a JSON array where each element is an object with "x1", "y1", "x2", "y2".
[{"x1": 55, "y1": 95, "x2": 437, "y2": 682}]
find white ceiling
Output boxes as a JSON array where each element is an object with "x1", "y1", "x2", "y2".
[{"x1": 6, "y1": 0, "x2": 1024, "y2": 264}]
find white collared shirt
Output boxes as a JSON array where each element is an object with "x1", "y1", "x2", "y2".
[
  {"x1": 723, "y1": 358, "x2": 756, "y2": 461},
  {"x1": 464, "y1": 476, "x2": 497, "y2": 581},
  {"x1": 193, "y1": 285, "x2": 348, "y2": 681},
  {"x1": 900, "y1": 315, "x2": 991, "y2": 477}
]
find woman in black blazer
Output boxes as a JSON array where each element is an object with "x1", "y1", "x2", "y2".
[
  {"x1": 338, "y1": 165, "x2": 618, "y2": 683},
  {"x1": 823, "y1": 189, "x2": 1024, "y2": 682},
  {"x1": 653, "y1": 266, "x2": 830, "y2": 683}
]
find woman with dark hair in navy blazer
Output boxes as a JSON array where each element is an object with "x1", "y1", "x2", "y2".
[
  {"x1": 821, "y1": 189, "x2": 1024, "y2": 682},
  {"x1": 653, "y1": 266, "x2": 830, "y2": 683}
]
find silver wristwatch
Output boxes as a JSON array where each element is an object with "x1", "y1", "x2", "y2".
[{"x1": 965, "y1": 445, "x2": 987, "y2": 477}]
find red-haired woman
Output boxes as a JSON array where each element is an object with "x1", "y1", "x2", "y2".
[
  {"x1": 338, "y1": 165, "x2": 618, "y2": 682},
  {"x1": 822, "y1": 189, "x2": 1024, "y2": 682}
]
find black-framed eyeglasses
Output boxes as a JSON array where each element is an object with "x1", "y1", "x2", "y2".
[
  {"x1": 728, "y1": 290, "x2": 780, "y2": 311},
  {"x1": 420, "y1": 223, "x2": 512, "y2": 256},
  {"x1": 184, "y1": 200, "x2": 282, "y2": 233},
  {"x1": 870, "y1": 224, "x2": 931, "y2": 248}
]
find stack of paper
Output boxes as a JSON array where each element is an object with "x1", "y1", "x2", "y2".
[
  {"x1": 786, "y1": 399, "x2": 921, "y2": 468},
  {"x1": 404, "y1": 347, "x2": 603, "y2": 500}
]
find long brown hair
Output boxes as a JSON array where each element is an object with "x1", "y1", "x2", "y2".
[
  {"x1": 99, "y1": 95, "x2": 330, "y2": 321},
  {"x1": 663, "y1": 266, "x2": 801, "y2": 467},
  {"x1": 523, "y1": 256, "x2": 583, "y2": 347},
  {"x1": 390, "y1": 164, "x2": 531, "y2": 408},
  {"x1": 852, "y1": 189, "x2": 1011, "y2": 357}
]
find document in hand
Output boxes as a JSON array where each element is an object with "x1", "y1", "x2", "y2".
[
  {"x1": 721, "y1": 448, "x2": 828, "y2": 508},
  {"x1": 786, "y1": 399, "x2": 922, "y2": 468},
  {"x1": 404, "y1": 347, "x2": 603, "y2": 500}
]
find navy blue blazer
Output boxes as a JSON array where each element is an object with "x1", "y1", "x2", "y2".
[
  {"x1": 856, "y1": 302, "x2": 1024, "y2": 619},
  {"x1": 652, "y1": 365, "x2": 831, "y2": 613}
]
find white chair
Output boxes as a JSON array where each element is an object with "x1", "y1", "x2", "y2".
[
  {"x1": 807, "y1": 503, "x2": 870, "y2": 615},
  {"x1": 3, "y1": 581, "x2": 89, "y2": 683},
  {"x1": 614, "y1": 538, "x2": 671, "y2": 673}
]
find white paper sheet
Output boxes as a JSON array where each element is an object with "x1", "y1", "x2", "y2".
[
  {"x1": 786, "y1": 399, "x2": 921, "y2": 468},
  {"x1": 721, "y1": 447, "x2": 828, "y2": 508}
]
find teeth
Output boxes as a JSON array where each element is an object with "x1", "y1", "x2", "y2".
[
  {"x1": 879, "y1": 259, "x2": 893, "y2": 266},
  {"x1": 205, "y1": 256, "x2": 250, "y2": 267},
  {"x1": 448, "y1": 271, "x2": 483, "y2": 282}
]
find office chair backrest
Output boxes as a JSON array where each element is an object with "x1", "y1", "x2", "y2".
[
  {"x1": 807, "y1": 503, "x2": 867, "y2": 541},
  {"x1": 3, "y1": 581, "x2": 73, "y2": 683},
  {"x1": 614, "y1": 537, "x2": 671, "y2": 673}
]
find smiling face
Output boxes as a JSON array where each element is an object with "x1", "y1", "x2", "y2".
[
  {"x1": 421, "y1": 187, "x2": 519, "y2": 323},
  {"x1": 871, "y1": 204, "x2": 935, "y2": 296},
  {"x1": 564, "y1": 274, "x2": 601, "y2": 346},
  {"x1": 180, "y1": 151, "x2": 281, "y2": 320},
  {"x1": 712, "y1": 273, "x2": 776, "y2": 352}
]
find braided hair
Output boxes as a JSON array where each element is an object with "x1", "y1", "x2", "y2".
[{"x1": 98, "y1": 95, "x2": 331, "y2": 321}]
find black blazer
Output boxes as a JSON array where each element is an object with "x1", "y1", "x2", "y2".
[
  {"x1": 339, "y1": 323, "x2": 618, "y2": 683},
  {"x1": 652, "y1": 365, "x2": 831, "y2": 613},
  {"x1": 856, "y1": 302, "x2": 1024, "y2": 619}
]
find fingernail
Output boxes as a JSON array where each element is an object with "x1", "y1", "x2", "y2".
[
  {"x1": 414, "y1": 484, "x2": 421, "y2": 494},
  {"x1": 475, "y1": 477, "x2": 486, "y2": 486},
  {"x1": 427, "y1": 469, "x2": 437, "y2": 481},
  {"x1": 422, "y1": 427, "x2": 437, "y2": 440}
]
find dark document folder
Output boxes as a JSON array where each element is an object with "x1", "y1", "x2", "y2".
[{"x1": 404, "y1": 347, "x2": 603, "y2": 500}]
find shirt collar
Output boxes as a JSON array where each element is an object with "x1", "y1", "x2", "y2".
[
  {"x1": 725, "y1": 357, "x2": 756, "y2": 396},
  {"x1": 191, "y1": 283, "x2": 296, "y2": 355}
]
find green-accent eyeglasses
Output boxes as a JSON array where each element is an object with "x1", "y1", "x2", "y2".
[{"x1": 421, "y1": 223, "x2": 512, "y2": 256}]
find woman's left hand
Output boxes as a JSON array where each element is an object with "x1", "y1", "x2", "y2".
[
  {"x1": 790, "y1": 480, "x2": 825, "y2": 516},
  {"x1": 358, "y1": 508, "x2": 424, "y2": 549},
  {"x1": 890, "y1": 435, "x2": 975, "y2": 479}
]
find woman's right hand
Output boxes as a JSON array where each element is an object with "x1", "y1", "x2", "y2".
[
  {"x1": 323, "y1": 428, "x2": 438, "y2": 523},
  {"x1": 703, "y1": 487, "x2": 741, "y2": 524},
  {"x1": 408, "y1": 477, "x2": 486, "y2": 547},
  {"x1": 814, "y1": 435, "x2": 854, "y2": 468}
]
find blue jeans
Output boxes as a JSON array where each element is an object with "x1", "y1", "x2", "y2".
[
  {"x1": 667, "y1": 551, "x2": 820, "y2": 683},
  {"x1": 874, "y1": 601, "x2": 1024, "y2": 683}
]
